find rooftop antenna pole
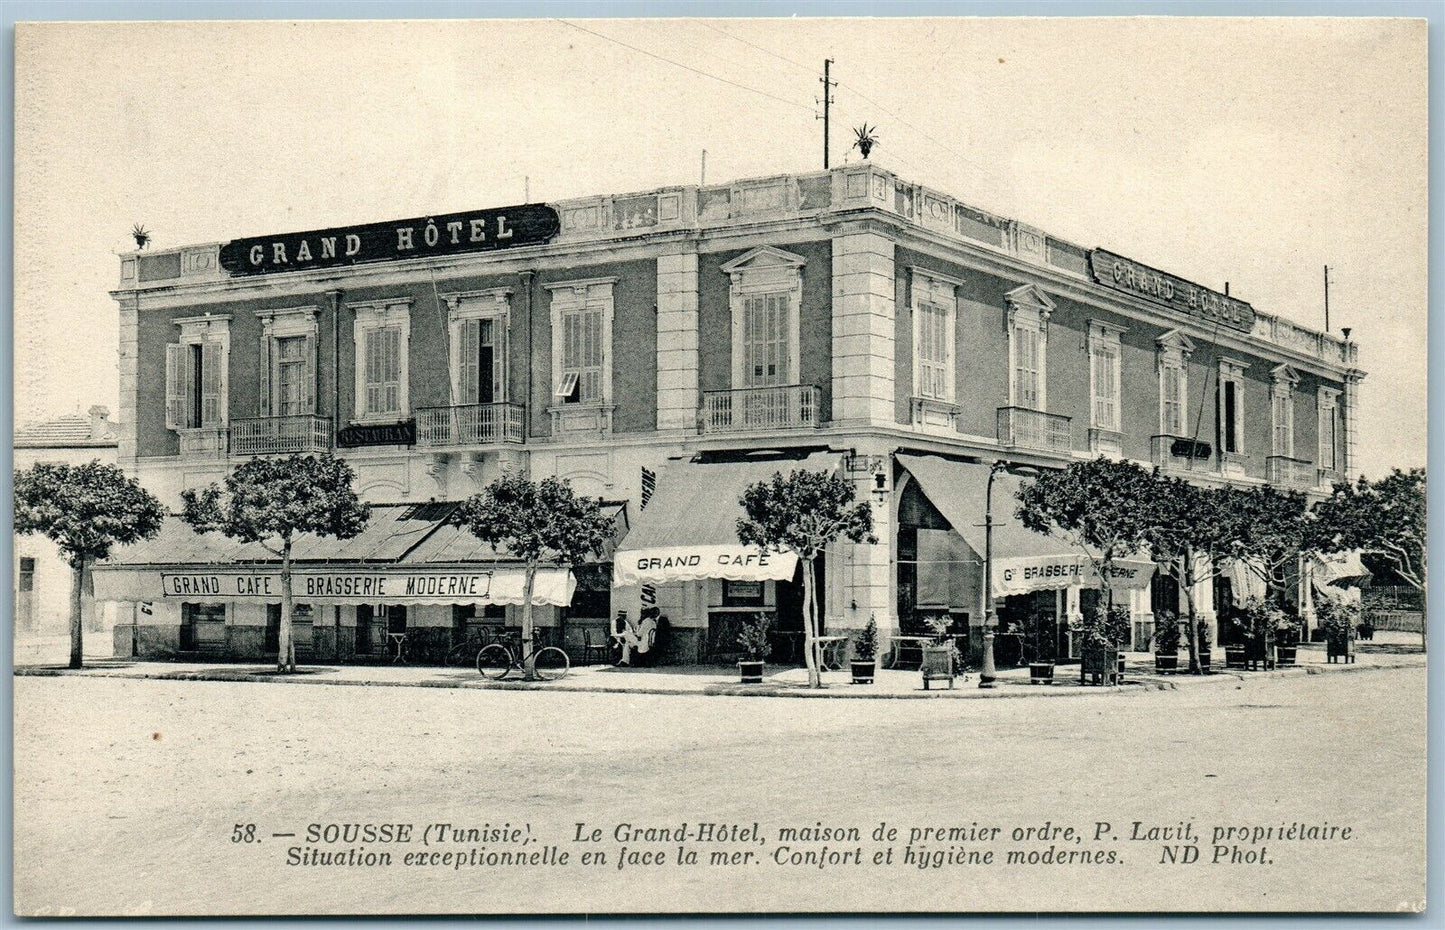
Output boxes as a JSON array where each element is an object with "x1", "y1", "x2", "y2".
[
  {"x1": 820, "y1": 58, "x2": 836, "y2": 169},
  {"x1": 1323, "y1": 265, "x2": 1331, "y2": 332},
  {"x1": 700, "y1": 149, "x2": 707, "y2": 187},
  {"x1": 525, "y1": 176, "x2": 530, "y2": 203}
]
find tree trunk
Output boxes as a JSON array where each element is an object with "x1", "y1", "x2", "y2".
[
  {"x1": 521, "y1": 563, "x2": 538, "y2": 681},
  {"x1": 1180, "y1": 556, "x2": 1201, "y2": 675},
  {"x1": 278, "y1": 540, "x2": 295, "y2": 673},
  {"x1": 68, "y1": 558, "x2": 85, "y2": 670},
  {"x1": 802, "y1": 556, "x2": 820, "y2": 688}
]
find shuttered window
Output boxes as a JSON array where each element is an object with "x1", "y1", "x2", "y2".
[
  {"x1": 1090, "y1": 342, "x2": 1119, "y2": 430},
  {"x1": 1221, "y1": 380, "x2": 1241, "y2": 454},
  {"x1": 363, "y1": 326, "x2": 403, "y2": 417},
  {"x1": 1161, "y1": 363, "x2": 1185, "y2": 436},
  {"x1": 1272, "y1": 390, "x2": 1294, "y2": 457},
  {"x1": 1012, "y1": 326, "x2": 1041, "y2": 410},
  {"x1": 165, "y1": 339, "x2": 225, "y2": 429},
  {"x1": 916, "y1": 300, "x2": 951, "y2": 401},
  {"x1": 1319, "y1": 397, "x2": 1338, "y2": 470},
  {"x1": 458, "y1": 317, "x2": 502, "y2": 405},
  {"x1": 740, "y1": 294, "x2": 791, "y2": 388},
  {"x1": 560, "y1": 307, "x2": 603, "y2": 402}
]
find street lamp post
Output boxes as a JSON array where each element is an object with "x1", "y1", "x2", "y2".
[{"x1": 980, "y1": 460, "x2": 1039, "y2": 690}]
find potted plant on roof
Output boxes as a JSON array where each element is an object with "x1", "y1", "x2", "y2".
[
  {"x1": 736, "y1": 612, "x2": 773, "y2": 684},
  {"x1": 851, "y1": 614, "x2": 879, "y2": 685},
  {"x1": 1153, "y1": 608, "x2": 1181, "y2": 673}
]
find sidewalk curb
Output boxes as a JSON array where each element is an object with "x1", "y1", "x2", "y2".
[{"x1": 12, "y1": 655, "x2": 1423, "y2": 700}]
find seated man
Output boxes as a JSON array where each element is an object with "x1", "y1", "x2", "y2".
[{"x1": 611, "y1": 608, "x2": 660, "y2": 667}]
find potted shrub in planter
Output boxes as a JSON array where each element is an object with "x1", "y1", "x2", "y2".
[
  {"x1": 1021, "y1": 604, "x2": 1055, "y2": 685},
  {"x1": 1274, "y1": 610, "x2": 1302, "y2": 667},
  {"x1": 851, "y1": 614, "x2": 879, "y2": 685},
  {"x1": 1153, "y1": 609, "x2": 1181, "y2": 673},
  {"x1": 919, "y1": 615, "x2": 956, "y2": 690},
  {"x1": 1318, "y1": 596, "x2": 1358, "y2": 664},
  {"x1": 735, "y1": 613, "x2": 773, "y2": 684},
  {"x1": 1075, "y1": 605, "x2": 1128, "y2": 685},
  {"x1": 1196, "y1": 621, "x2": 1213, "y2": 673}
]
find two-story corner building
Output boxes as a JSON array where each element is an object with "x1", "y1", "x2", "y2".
[{"x1": 95, "y1": 162, "x2": 1364, "y2": 667}]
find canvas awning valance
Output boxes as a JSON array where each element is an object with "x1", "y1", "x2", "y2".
[
  {"x1": 1311, "y1": 550, "x2": 1372, "y2": 588},
  {"x1": 90, "y1": 500, "x2": 627, "y2": 607},
  {"x1": 898, "y1": 454, "x2": 1155, "y2": 596},
  {"x1": 611, "y1": 452, "x2": 843, "y2": 587}
]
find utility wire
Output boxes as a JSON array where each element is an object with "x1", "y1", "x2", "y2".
[
  {"x1": 555, "y1": 19, "x2": 814, "y2": 114},
  {"x1": 699, "y1": 20, "x2": 817, "y2": 76}
]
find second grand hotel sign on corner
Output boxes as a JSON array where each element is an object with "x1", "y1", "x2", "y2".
[
  {"x1": 219, "y1": 203, "x2": 561, "y2": 275},
  {"x1": 1089, "y1": 248, "x2": 1256, "y2": 333}
]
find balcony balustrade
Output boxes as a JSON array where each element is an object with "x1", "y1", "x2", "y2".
[
  {"x1": 231, "y1": 415, "x2": 332, "y2": 456},
  {"x1": 997, "y1": 407, "x2": 1071, "y2": 453},
  {"x1": 701, "y1": 385, "x2": 820, "y2": 434},
  {"x1": 416, "y1": 403, "x2": 525, "y2": 447},
  {"x1": 1266, "y1": 454, "x2": 1315, "y2": 489}
]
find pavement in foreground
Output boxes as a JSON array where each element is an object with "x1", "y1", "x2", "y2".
[
  {"x1": 13, "y1": 640, "x2": 1426, "y2": 699},
  {"x1": 12, "y1": 661, "x2": 1426, "y2": 915}
]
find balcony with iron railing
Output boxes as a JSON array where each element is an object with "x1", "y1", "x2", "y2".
[
  {"x1": 415, "y1": 403, "x2": 526, "y2": 447},
  {"x1": 231, "y1": 415, "x2": 332, "y2": 456},
  {"x1": 701, "y1": 384, "x2": 820, "y2": 434},
  {"x1": 997, "y1": 407, "x2": 1071, "y2": 453},
  {"x1": 1266, "y1": 454, "x2": 1315, "y2": 489},
  {"x1": 1151, "y1": 435, "x2": 1215, "y2": 474}
]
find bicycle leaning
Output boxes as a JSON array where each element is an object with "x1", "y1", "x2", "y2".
[{"x1": 475, "y1": 634, "x2": 570, "y2": 681}]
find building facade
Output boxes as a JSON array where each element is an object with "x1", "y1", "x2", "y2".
[
  {"x1": 101, "y1": 163, "x2": 1363, "y2": 664},
  {"x1": 15, "y1": 407, "x2": 121, "y2": 641}
]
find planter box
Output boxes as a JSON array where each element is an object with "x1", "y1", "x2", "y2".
[
  {"x1": 1275, "y1": 644, "x2": 1298, "y2": 668},
  {"x1": 1029, "y1": 662, "x2": 1055, "y2": 685},
  {"x1": 1154, "y1": 652, "x2": 1179, "y2": 674},
  {"x1": 1080, "y1": 645, "x2": 1119, "y2": 685},
  {"x1": 1224, "y1": 644, "x2": 1248, "y2": 669},
  {"x1": 1197, "y1": 647, "x2": 1212, "y2": 673},
  {"x1": 1326, "y1": 637, "x2": 1355, "y2": 664},
  {"x1": 851, "y1": 659, "x2": 876, "y2": 685},
  {"x1": 738, "y1": 660, "x2": 764, "y2": 684},
  {"x1": 920, "y1": 644, "x2": 955, "y2": 690}
]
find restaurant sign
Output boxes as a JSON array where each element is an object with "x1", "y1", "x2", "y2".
[
  {"x1": 218, "y1": 203, "x2": 560, "y2": 276},
  {"x1": 337, "y1": 420, "x2": 415, "y2": 448},
  {"x1": 1089, "y1": 249, "x2": 1256, "y2": 333},
  {"x1": 161, "y1": 570, "x2": 494, "y2": 602},
  {"x1": 613, "y1": 545, "x2": 800, "y2": 587},
  {"x1": 994, "y1": 555, "x2": 1155, "y2": 597}
]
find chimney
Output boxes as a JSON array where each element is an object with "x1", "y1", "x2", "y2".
[{"x1": 87, "y1": 405, "x2": 110, "y2": 439}]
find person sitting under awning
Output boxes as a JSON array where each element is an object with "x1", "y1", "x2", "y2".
[{"x1": 611, "y1": 608, "x2": 660, "y2": 667}]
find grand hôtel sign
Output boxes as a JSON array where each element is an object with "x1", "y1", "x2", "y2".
[
  {"x1": 1089, "y1": 249, "x2": 1256, "y2": 333},
  {"x1": 219, "y1": 203, "x2": 560, "y2": 276}
]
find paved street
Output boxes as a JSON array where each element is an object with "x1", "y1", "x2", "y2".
[{"x1": 14, "y1": 664, "x2": 1425, "y2": 915}]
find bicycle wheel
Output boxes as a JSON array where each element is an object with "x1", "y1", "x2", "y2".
[
  {"x1": 532, "y1": 646, "x2": 570, "y2": 681},
  {"x1": 476, "y1": 643, "x2": 513, "y2": 680},
  {"x1": 443, "y1": 641, "x2": 473, "y2": 668}
]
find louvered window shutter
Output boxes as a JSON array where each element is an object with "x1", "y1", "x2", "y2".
[
  {"x1": 460, "y1": 319, "x2": 480, "y2": 405},
  {"x1": 303, "y1": 333, "x2": 317, "y2": 414},
  {"x1": 258, "y1": 335, "x2": 272, "y2": 417},
  {"x1": 200, "y1": 341, "x2": 223, "y2": 427},
  {"x1": 165, "y1": 344, "x2": 186, "y2": 429}
]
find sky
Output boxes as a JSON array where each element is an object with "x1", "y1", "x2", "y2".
[{"x1": 12, "y1": 16, "x2": 1428, "y2": 476}]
